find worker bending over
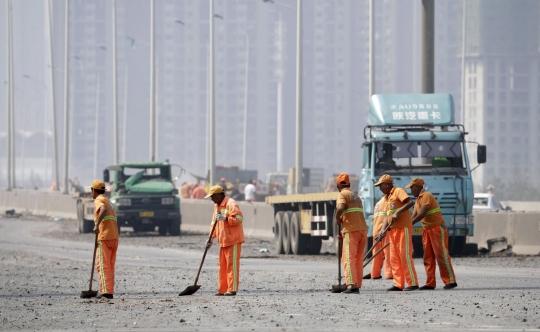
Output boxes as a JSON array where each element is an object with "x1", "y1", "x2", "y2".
[
  {"x1": 407, "y1": 178, "x2": 457, "y2": 290},
  {"x1": 335, "y1": 173, "x2": 368, "y2": 294},
  {"x1": 205, "y1": 185, "x2": 245, "y2": 296},
  {"x1": 364, "y1": 194, "x2": 393, "y2": 280},
  {"x1": 375, "y1": 174, "x2": 418, "y2": 291}
]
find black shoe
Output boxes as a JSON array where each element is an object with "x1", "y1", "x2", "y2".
[
  {"x1": 386, "y1": 277, "x2": 393, "y2": 280},
  {"x1": 224, "y1": 291, "x2": 236, "y2": 296},
  {"x1": 96, "y1": 293, "x2": 113, "y2": 299},
  {"x1": 372, "y1": 276, "x2": 382, "y2": 280},
  {"x1": 362, "y1": 273, "x2": 372, "y2": 280},
  {"x1": 387, "y1": 286, "x2": 403, "y2": 291},
  {"x1": 342, "y1": 285, "x2": 359, "y2": 294},
  {"x1": 404, "y1": 286, "x2": 419, "y2": 291},
  {"x1": 215, "y1": 293, "x2": 224, "y2": 296},
  {"x1": 419, "y1": 285, "x2": 435, "y2": 290},
  {"x1": 443, "y1": 283, "x2": 458, "y2": 290}
]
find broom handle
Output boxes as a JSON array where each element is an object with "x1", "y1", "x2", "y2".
[
  {"x1": 363, "y1": 218, "x2": 395, "y2": 261},
  {"x1": 89, "y1": 233, "x2": 98, "y2": 291},
  {"x1": 337, "y1": 224, "x2": 342, "y2": 284},
  {"x1": 363, "y1": 242, "x2": 390, "y2": 268},
  {"x1": 193, "y1": 219, "x2": 219, "y2": 286}
]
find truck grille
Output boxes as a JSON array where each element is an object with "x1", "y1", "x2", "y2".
[
  {"x1": 432, "y1": 192, "x2": 459, "y2": 209},
  {"x1": 117, "y1": 197, "x2": 173, "y2": 210}
]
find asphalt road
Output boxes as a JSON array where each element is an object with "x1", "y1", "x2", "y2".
[{"x1": 1, "y1": 216, "x2": 540, "y2": 331}]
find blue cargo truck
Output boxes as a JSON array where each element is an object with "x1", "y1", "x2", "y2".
[{"x1": 359, "y1": 94, "x2": 486, "y2": 256}]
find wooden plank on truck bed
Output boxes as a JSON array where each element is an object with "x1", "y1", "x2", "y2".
[{"x1": 265, "y1": 192, "x2": 339, "y2": 204}]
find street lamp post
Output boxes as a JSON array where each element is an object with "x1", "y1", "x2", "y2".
[
  {"x1": 6, "y1": 0, "x2": 13, "y2": 190},
  {"x1": 149, "y1": 0, "x2": 156, "y2": 162},
  {"x1": 214, "y1": 15, "x2": 250, "y2": 170},
  {"x1": 47, "y1": 0, "x2": 60, "y2": 191},
  {"x1": 112, "y1": 0, "x2": 119, "y2": 165},
  {"x1": 62, "y1": 0, "x2": 70, "y2": 194},
  {"x1": 209, "y1": 0, "x2": 216, "y2": 185}
]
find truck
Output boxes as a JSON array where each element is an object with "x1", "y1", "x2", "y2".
[
  {"x1": 266, "y1": 93, "x2": 485, "y2": 256},
  {"x1": 360, "y1": 93, "x2": 485, "y2": 256},
  {"x1": 76, "y1": 162, "x2": 183, "y2": 236}
]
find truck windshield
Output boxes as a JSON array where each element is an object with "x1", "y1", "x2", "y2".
[
  {"x1": 374, "y1": 141, "x2": 467, "y2": 176},
  {"x1": 121, "y1": 167, "x2": 170, "y2": 182}
]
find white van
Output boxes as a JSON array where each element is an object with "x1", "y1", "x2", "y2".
[{"x1": 473, "y1": 193, "x2": 512, "y2": 211}]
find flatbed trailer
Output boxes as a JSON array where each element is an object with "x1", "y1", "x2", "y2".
[{"x1": 266, "y1": 192, "x2": 339, "y2": 255}]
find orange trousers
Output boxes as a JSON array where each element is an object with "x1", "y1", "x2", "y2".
[
  {"x1": 370, "y1": 236, "x2": 393, "y2": 279},
  {"x1": 342, "y1": 230, "x2": 367, "y2": 287},
  {"x1": 218, "y1": 243, "x2": 241, "y2": 294},
  {"x1": 388, "y1": 227, "x2": 418, "y2": 289},
  {"x1": 95, "y1": 239, "x2": 118, "y2": 295},
  {"x1": 422, "y1": 226, "x2": 457, "y2": 287}
]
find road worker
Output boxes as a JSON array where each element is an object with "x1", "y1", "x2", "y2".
[
  {"x1": 191, "y1": 182, "x2": 206, "y2": 199},
  {"x1": 205, "y1": 185, "x2": 245, "y2": 296},
  {"x1": 180, "y1": 182, "x2": 190, "y2": 199},
  {"x1": 363, "y1": 194, "x2": 393, "y2": 280},
  {"x1": 89, "y1": 180, "x2": 119, "y2": 299},
  {"x1": 335, "y1": 173, "x2": 367, "y2": 294},
  {"x1": 375, "y1": 174, "x2": 419, "y2": 291},
  {"x1": 407, "y1": 177, "x2": 458, "y2": 290}
]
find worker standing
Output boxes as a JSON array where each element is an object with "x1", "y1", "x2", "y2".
[
  {"x1": 191, "y1": 182, "x2": 206, "y2": 199},
  {"x1": 407, "y1": 178, "x2": 458, "y2": 290},
  {"x1": 374, "y1": 174, "x2": 418, "y2": 291},
  {"x1": 205, "y1": 185, "x2": 245, "y2": 296},
  {"x1": 89, "y1": 180, "x2": 119, "y2": 300},
  {"x1": 335, "y1": 173, "x2": 368, "y2": 294},
  {"x1": 364, "y1": 194, "x2": 393, "y2": 280}
]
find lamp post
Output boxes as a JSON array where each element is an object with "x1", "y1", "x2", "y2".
[
  {"x1": 62, "y1": 0, "x2": 70, "y2": 194},
  {"x1": 149, "y1": 0, "x2": 156, "y2": 162},
  {"x1": 213, "y1": 15, "x2": 250, "y2": 170},
  {"x1": 112, "y1": 0, "x2": 119, "y2": 165},
  {"x1": 6, "y1": 0, "x2": 13, "y2": 190},
  {"x1": 262, "y1": 0, "x2": 302, "y2": 193},
  {"x1": 209, "y1": 0, "x2": 216, "y2": 185},
  {"x1": 47, "y1": 0, "x2": 59, "y2": 191}
]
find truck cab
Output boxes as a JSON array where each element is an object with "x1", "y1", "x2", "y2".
[
  {"x1": 360, "y1": 94, "x2": 486, "y2": 256},
  {"x1": 76, "y1": 162, "x2": 182, "y2": 236}
]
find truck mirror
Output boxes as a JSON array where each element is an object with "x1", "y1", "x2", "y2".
[
  {"x1": 477, "y1": 145, "x2": 487, "y2": 164},
  {"x1": 103, "y1": 169, "x2": 110, "y2": 183}
]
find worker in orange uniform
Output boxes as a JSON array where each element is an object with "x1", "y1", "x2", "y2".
[
  {"x1": 89, "y1": 180, "x2": 119, "y2": 300},
  {"x1": 407, "y1": 177, "x2": 458, "y2": 290},
  {"x1": 363, "y1": 194, "x2": 393, "y2": 280},
  {"x1": 205, "y1": 185, "x2": 245, "y2": 296},
  {"x1": 191, "y1": 182, "x2": 206, "y2": 199},
  {"x1": 375, "y1": 174, "x2": 418, "y2": 291},
  {"x1": 335, "y1": 173, "x2": 368, "y2": 294}
]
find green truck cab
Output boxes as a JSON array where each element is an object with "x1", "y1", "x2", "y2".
[
  {"x1": 76, "y1": 162, "x2": 182, "y2": 236},
  {"x1": 360, "y1": 94, "x2": 486, "y2": 256}
]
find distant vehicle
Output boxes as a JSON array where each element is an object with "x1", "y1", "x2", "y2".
[
  {"x1": 473, "y1": 193, "x2": 512, "y2": 211},
  {"x1": 75, "y1": 162, "x2": 184, "y2": 236}
]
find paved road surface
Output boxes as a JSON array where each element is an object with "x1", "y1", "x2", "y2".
[{"x1": 1, "y1": 217, "x2": 539, "y2": 331}]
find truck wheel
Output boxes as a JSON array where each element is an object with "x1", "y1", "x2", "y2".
[
  {"x1": 412, "y1": 236, "x2": 423, "y2": 258},
  {"x1": 308, "y1": 237, "x2": 322, "y2": 255},
  {"x1": 169, "y1": 217, "x2": 181, "y2": 236},
  {"x1": 274, "y1": 212, "x2": 285, "y2": 254},
  {"x1": 158, "y1": 224, "x2": 168, "y2": 236},
  {"x1": 282, "y1": 211, "x2": 293, "y2": 255},
  {"x1": 462, "y1": 242, "x2": 478, "y2": 256},
  {"x1": 449, "y1": 236, "x2": 466, "y2": 256},
  {"x1": 290, "y1": 212, "x2": 308, "y2": 255}
]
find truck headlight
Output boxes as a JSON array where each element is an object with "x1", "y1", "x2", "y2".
[
  {"x1": 117, "y1": 198, "x2": 131, "y2": 206},
  {"x1": 450, "y1": 216, "x2": 466, "y2": 225},
  {"x1": 162, "y1": 197, "x2": 175, "y2": 205},
  {"x1": 467, "y1": 215, "x2": 474, "y2": 225}
]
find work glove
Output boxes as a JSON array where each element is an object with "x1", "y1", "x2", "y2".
[
  {"x1": 216, "y1": 213, "x2": 227, "y2": 221},
  {"x1": 375, "y1": 230, "x2": 386, "y2": 242}
]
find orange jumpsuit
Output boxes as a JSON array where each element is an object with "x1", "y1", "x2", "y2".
[
  {"x1": 414, "y1": 190, "x2": 457, "y2": 287},
  {"x1": 386, "y1": 187, "x2": 418, "y2": 289},
  {"x1": 211, "y1": 196, "x2": 245, "y2": 294},
  {"x1": 93, "y1": 194, "x2": 119, "y2": 295},
  {"x1": 337, "y1": 188, "x2": 368, "y2": 287},
  {"x1": 370, "y1": 196, "x2": 393, "y2": 279}
]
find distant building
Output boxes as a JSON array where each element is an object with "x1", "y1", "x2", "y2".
[{"x1": 462, "y1": 0, "x2": 540, "y2": 190}]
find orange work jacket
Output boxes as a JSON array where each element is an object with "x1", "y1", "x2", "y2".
[{"x1": 211, "y1": 196, "x2": 245, "y2": 247}]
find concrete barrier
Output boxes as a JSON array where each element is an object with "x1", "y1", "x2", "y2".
[
  {"x1": 469, "y1": 211, "x2": 540, "y2": 255},
  {"x1": 3, "y1": 190, "x2": 538, "y2": 253}
]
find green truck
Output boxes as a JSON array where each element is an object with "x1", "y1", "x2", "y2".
[{"x1": 76, "y1": 162, "x2": 183, "y2": 236}]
